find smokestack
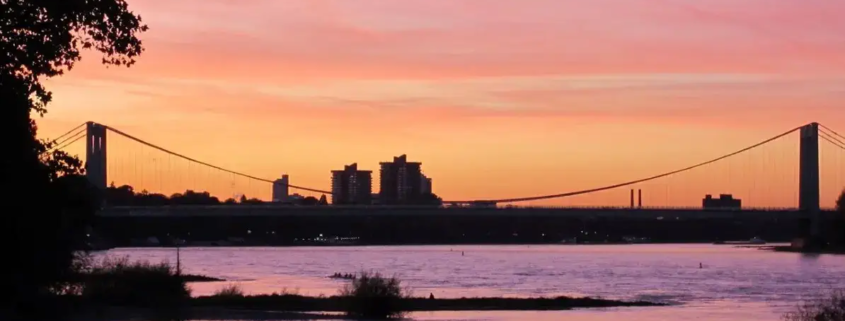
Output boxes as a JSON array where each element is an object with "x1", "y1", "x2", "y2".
[
  {"x1": 638, "y1": 189, "x2": 642, "y2": 208},
  {"x1": 630, "y1": 189, "x2": 635, "y2": 208}
]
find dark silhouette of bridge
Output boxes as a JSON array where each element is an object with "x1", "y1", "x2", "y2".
[{"x1": 49, "y1": 121, "x2": 845, "y2": 240}]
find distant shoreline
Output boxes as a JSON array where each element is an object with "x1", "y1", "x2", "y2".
[
  {"x1": 765, "y1": 245, "x2": 845, "y2": 255},
  {"x1": 95, "y1": 240, "x2": 796, "y2": 250}
]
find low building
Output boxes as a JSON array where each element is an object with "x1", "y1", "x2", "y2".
[{"x1": 703, "y1": 194, "x2": 741, "y2": 210}]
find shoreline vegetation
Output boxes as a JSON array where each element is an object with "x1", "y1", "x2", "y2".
[
  {"x1": 180, "y1": 274, "x2": 225, "y2": 282},
  {"x1": 60, "y1": 258, "x2": 663, "y2": 320},
  {"x1": 192, "y1": 293, "x2": 664, "y2": 311},
  {"x1": 17, "y1": 251, "x2": 844, "y2": 321}
]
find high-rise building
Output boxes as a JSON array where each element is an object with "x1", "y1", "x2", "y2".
[
  {"x1": 331, "y1": 163, "x2": 373, "y2": 205},
  {"x1": 420, "y1": 174, "x2": 432, "y2": 195},
  {"x1": 272, "y1": 175, "x2": 289, "y2": 202},
  {"x1": 379, "y1": 155, "x2": 425, "y2": 205}
]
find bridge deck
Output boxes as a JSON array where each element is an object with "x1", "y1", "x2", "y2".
[{"x1": 99, "y1": 205, "x2": 818, "y2": 219}]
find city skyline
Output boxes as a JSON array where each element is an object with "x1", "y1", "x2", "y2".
[{"x1": 34, "y1": 0, "x2": 845, "y2": 206}]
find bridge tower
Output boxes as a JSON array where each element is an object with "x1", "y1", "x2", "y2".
[
  {"x1": 799, "y1": 122, "x2": 820, "y2": 238},
  {"x1": 86, "y1": 122, "x2": 108, "y2": 190}
]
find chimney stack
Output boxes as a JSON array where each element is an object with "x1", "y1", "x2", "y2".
[{"x1": 638, "y1": 189, "x2": 642, "y2": 208}]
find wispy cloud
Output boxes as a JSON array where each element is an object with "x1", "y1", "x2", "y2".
[{"x1": 34, "y1": 0, "x2": 845, "y2": 205}]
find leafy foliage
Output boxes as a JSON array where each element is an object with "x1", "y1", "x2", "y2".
[
  {"x1": 82, "y1": 256, "x2": 190, "y2": 307},
  {"x1": 213, "y1": 284, "x2": 246, "y2": 298},
  {"x1": 0, "y1": 0, "x2": 148, "y2": 317},
  {"x1": 339, "y1": 271, "x2": 411, "y2": 319},
  {"x1": 784, "y1": 290, "x2": 845, "y2": 321},
  {"x1": 106, "y1": 184, "x2": 222, "y2": 206},
  {"x1": 1, "y1": 0, "x2": 148, "y2": 114},
  {"x1": 837, "y1": 189, "x2": 845, "y2": 214},
  {"x1": 105, "y1": 184, "x2": 332, "y2": 206}
]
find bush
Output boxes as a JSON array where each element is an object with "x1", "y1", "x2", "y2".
[
  {"x1": 48, "y1": 252, "x2": 92, "y2": 296},
  {"x1": 213, "y1": 284, "x2": 245, "y2": 298},
  {"x1": 784, "y1": 290, "x2": 845, "y2": 321},
  {"x1": 339, "y1": 271, "x2": 410, "y2": 319},
  {"x1": 81, "y1": 256, "x2": 190, "y2": 307}
]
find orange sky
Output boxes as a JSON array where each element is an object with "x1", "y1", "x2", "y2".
[{"x1": 36, "y1": 0, "x2": 845, "y2": 207}]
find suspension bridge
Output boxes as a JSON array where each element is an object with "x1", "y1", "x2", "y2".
[
  {"x1": 51, "y1": 121, "x2": 845, "y2": 208},
  {"x1": 49, "y1": 121, "x2": 845, "y2": 245}
]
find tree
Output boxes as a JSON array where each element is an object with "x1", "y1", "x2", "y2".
[
  {"x1": 301, "y1": 196, "x2": 320, "y2": 206},
  {"x1": 1, "y1": 0, "x2": 147, "y2": 317},
  {"x1": 837, "y1": 189, "x2": 845, "y2": 214}
]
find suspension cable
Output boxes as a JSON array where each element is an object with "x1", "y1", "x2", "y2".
[
  {"x1": 820, "y1": 133, "x2": 845, "y2": 151},
  {"x1": 50, "y1": 131, "x2": 86, "y2": 152},
  {"x1": 42, "y1": 129, "x2": 86, "y2": 155},
  {"x1": 53, "y1": 127, "x2": 86, "y2": 145},
  {"x1": 48, "y1": 122, "x2": 87, "y2": 144},
  {"x1": 820, "y1": 124, "x2": 845, "y2": 140},
  {"x1": 819, "y1": 130, "x2": 845, "y2": 145},
  {"x1": 52, "y1": 121, "x2": 827, "y2": 202},
  {"x1": 102, "y1": 124, "x2": 332, "y2": 194},
  {"x1": 449, "y1": 125, "x2": 805, "y2": 203}
]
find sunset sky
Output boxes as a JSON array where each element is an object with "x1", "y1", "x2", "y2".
[{"x1": 37, "y1": 0, "x2": 845, "y2": 207}]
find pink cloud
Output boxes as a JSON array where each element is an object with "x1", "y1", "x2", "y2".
[{"x1": 33, "y1": 0, "x2": 845, "y2": 205}]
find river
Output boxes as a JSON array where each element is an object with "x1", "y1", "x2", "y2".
[{"x1": 98, "y1": 244, "x2": 845, "y2": 321}]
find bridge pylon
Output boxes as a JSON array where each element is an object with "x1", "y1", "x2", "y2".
[
  {"x1": 85, "y1": 122, "x2": 108, "y2": 190},
  {"x1": 799, "y1": 122, "x2": 820, "y2": 238}
]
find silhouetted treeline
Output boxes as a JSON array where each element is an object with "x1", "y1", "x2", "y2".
[
  {"x1": 105, "y1": 184, "x2": 329, "y2": 206},
  {"x1": 106, "y1": 184, "x2": 221, "y2": 206},
  {"x1": 2, "y1": 0, "x2": 148, "y2": 319},
  {"x1": 829, "y1": 190, "x2": 845, "y2": 248}
]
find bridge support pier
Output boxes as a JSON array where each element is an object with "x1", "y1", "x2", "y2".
[
  {"x1": 86, "y1": 122, "x2": 107, "y2": 190},
  {"x1": 799, "y1": 122, "x2": 821, "y2": 240}
]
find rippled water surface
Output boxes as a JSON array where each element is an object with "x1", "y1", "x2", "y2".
[{"x1": 101, "y1": 244, "x2": 845, "y2": 321}]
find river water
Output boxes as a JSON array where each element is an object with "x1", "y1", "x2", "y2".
[{"x1": 99, "y1": 244, "x2": 845, "y2": 321}]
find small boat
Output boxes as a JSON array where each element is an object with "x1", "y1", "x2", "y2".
[
  {"x1": 748, "y1": 237, "x2": 766, "y2": 244},
  {"x1": 714, "y1": 237, "x2": 766, "y2": 245},
  {"x1": 329, "y1": 273, "x2": 356, "y2": 280}
]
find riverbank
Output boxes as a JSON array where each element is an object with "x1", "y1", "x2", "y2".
[
  {"x1": 766, "y1": 245, "x2": 845, "y2": 255},
  {"x1": 192, "y1": 294, "x2": 663, "y2": 312},
  {"x1": 181, "y1": 274, "x2": 225, "y2": 282},
  {"x1": 66, "y1": 307, "x2": 345, "y2": 321},
  {"x1": 101, "y1": 239, "x2": 800, "y2": 249},
  {"x1": 63, "y1": 295, "x2": 663, "y2": 321}
]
